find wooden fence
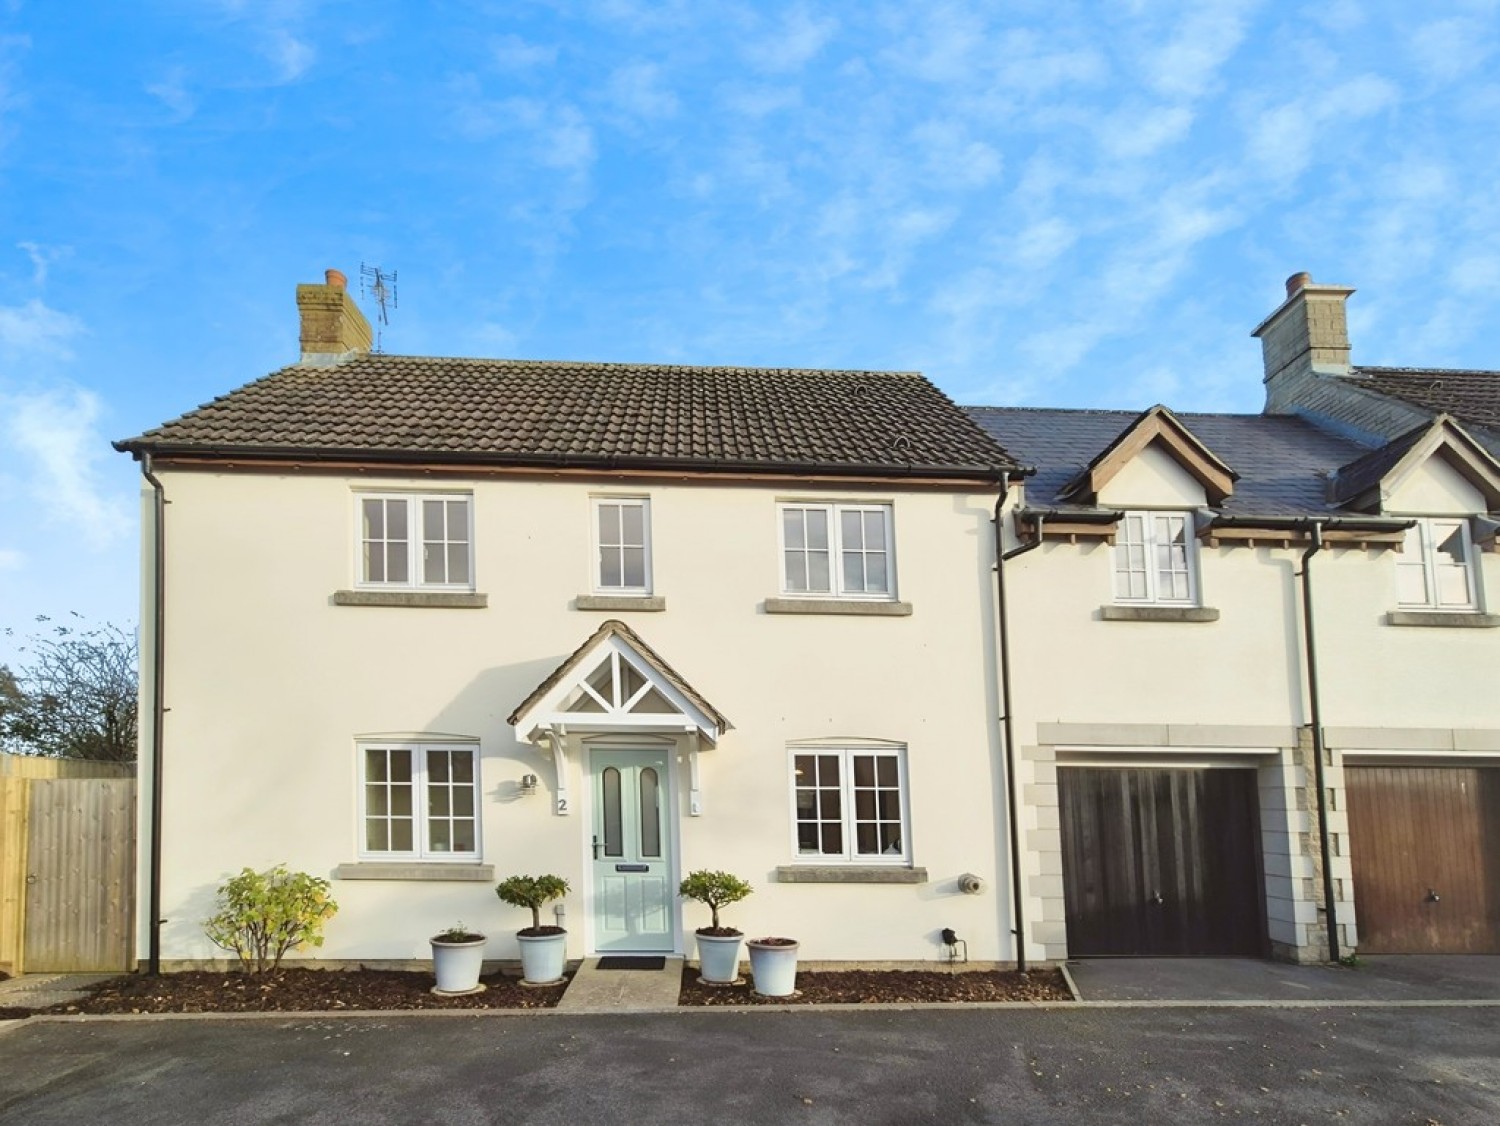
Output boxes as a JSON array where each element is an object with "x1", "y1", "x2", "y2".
[{"x1": 1, "y1": 752, "x2": 136, "y2": 975}]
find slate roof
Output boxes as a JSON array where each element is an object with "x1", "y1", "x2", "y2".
[
  {"x1": 1346, "y1": 366, "x2": 1500, "y2": 433},
  {"x1": 967, "y1": 407, "x2": 1380, "y2": 519},
  {"x1": 118, "y1": 354, "x2": 1019, "y2": 479},
  {"x1": 1326, "y1": 421, "x2": 1428, "y2": 507}
]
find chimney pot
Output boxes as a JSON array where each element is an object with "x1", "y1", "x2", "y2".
[
  {"x1": 325, "y1": 268, "x2": 348, "y2": 290},
  {"x1": 1285, "y1": 271, "x2": 1311, "y2": 297}
]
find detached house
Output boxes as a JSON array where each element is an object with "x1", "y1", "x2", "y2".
[
  {"x1": 970, "y1": 273, "x2": 1500, "y2": 965},
  {"x1": 116, "y1": 270, "x2": 1023, "y2": 969}
]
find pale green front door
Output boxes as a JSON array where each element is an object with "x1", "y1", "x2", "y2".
[{"x1": 590, "y1": 749, "x2": 674, "y2": 952}]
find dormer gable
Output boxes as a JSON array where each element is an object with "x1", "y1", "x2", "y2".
[
  {"x1": 1058, "y1": 404, "x2": 1238, "y2": 508},
  {"x1": 1330, "y1": 414, "x2": 1500, "y2": 516}
]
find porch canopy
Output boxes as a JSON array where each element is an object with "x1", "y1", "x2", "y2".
[{"x1": 508, "y1": 619, "x2": 731, "y2": 815}]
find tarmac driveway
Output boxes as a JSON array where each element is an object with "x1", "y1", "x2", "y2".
[
  {"x1": 1067, "y1": 955, "x2": 1500, "y2": 1003},
  {"x1": 4, "y1": 1005, "x2": 1500, "y2": 1125}
]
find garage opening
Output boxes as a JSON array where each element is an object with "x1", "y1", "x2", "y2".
[
  {"x1": 1346, "y1": 765, "x2": 1500, "y2": 954},
  {"x1": 1059, "y1": 766, "x2": 1267, "y2": 957}
]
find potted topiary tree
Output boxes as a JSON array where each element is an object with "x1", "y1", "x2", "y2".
[
  {"x1": 495, "y1": 874, "x2": 570, "y2": 985},
  {"x1": 429, "y1": 921, "x2": 487, "y2": 995},
  {"x1": 678, "y1": 870, "x2": 753, "y2": 985}
]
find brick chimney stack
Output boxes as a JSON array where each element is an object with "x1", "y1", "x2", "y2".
[
  {"x1": 1252, "y1": 272, "x2": 1355, "y2": 415},
  {"x1": 297, "y1": 268, "x2": 373, "y2": 364}
]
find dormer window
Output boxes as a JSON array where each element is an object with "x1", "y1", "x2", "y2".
[
  {"x1": 1113, "y1": 511, "x2": 1198, "y2": 605},
  {"x1": 1397, "y1": 518, "x2": 1477, "y2": 611}
]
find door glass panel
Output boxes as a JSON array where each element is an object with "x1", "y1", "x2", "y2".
[
  {"x1": 602, "y1": 766, "x2": 623, "y2": 856},
  {"x1": 639, "y1": 767, "x2": 661, "y2": 857}
]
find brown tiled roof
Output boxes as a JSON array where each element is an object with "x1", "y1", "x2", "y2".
[
  {"x1": 1347, "y1": 367, "x2": 1500, "y2": 432},
  {"x1": 118, "y1": 355, "x2": 1017, "y2": 479}
]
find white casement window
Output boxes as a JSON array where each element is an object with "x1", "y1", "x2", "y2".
[
  {"x1": 791, "y1": 747, "x2": 909, "y2": 863},
  {"x1": 780, "y1": 503, "x2": 895, "y2": 599},
  {"x1": 1397, "y1": 518, "x2": 1477, "y2": 610},
  {"x1": 358, "y1": 493, "x2": 473, "y2": 589},
  {"x1": 360, "y1": 743, "x2": 479, "y2": 860},
  {"x1": 593, "y1": 497, "x2": 651, "y2": 594},
  {"x1": 1113, "y1": 510, "x2": 1197, "y2": 605}
]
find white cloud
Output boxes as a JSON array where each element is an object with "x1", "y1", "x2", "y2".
[
  {"x1": 0, "y1": 547, "x2": 21, "y2": 571},
  {"x1": 492, "y1": 34, "x2": 557, "y2": 71},
  {"x1": 1409, "y1": 18, "x2": 1494, "y2": 83},
  {"x1": 1099, "y1": 104, "x2": 1194, "y2": 159},
  {"x1": 0, "y1": 298, "x2": 84, "y2": 358},
  {"x1": 1146, "y1": 4, "x2": 1252, "y2": 100},
  {"x1": 743, "y1": 6, "x2": 838, "y2": 73},
  {"x1": 146, "y1": 66, "x2": 196, "y2": 119},
  {"x1": 2, "y1": 387, "x2": 128, "y2": 547},
  {"x1": 604, "y1": 61, "x2": 678, "y2": 121},
  {"x1": 911, "y1": 119, "x2": 1003, "y2": 189},
  {"x1": 265, "y1": 29, "x2": 315, "y2": 82},
  {"x1": 1245, "y1": 74, "x2": 1399, "y2": 183}
]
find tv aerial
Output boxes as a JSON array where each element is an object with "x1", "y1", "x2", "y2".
[{"x1": 360, "y1": 263, "x2": 398, "y2": 352}]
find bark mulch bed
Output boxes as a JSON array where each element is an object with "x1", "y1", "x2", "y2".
[
  {"x1": 4, "y1": 968, "x2": 570, "y2": 1019},
  {"x1": 678, "y1": 965, "x2": 1072, "y2": 1005}
]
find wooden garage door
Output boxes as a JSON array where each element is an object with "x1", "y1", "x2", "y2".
[
  {"x1": 1346, "y1": 766, "x2": 1500, "y2": 954},
  {"x1": 1059, "y1": 767, "x2": 1266, "y2": 957}
]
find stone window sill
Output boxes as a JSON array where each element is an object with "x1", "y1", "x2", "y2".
[
  {"x1": 333, "y1": 863, "x2": 495, "y2": 882},
  {"x1": 764, "y1": 598, "x2": 913, "y2": 617},
  {"x1": 333, "y1": 590, "x2": 487, "y2": 609},
  {"x1": 775, "y1": 865, "x2": 927, "y2": 884},
  {"x1": 1099, "y1": 605, "x2": 1219, "y2": 623},
  {"x1": 1387, "y1": 610, "x2": 1500, "y2": 628},
  {"x1": 575, "y1": 594, "x2": 666, "y2": 612}
]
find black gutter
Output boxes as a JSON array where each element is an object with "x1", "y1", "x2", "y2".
[
  {"x1": 140, "y1": 453, "x2": 167, "y2": 976},
  {"x1": 995, "y1": 483, "x2": 1043, "y2": 973},
  {"x1": 112, "y1": 441, "x2": 1023, "y2": 485},
  {"x1": 1297, "y1": 521, "x2": 1340, "y2": 963}
]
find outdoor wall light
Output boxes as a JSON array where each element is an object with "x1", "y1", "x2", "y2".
[{"x1": 520, "y1": 774, "x2": 539, "y2": 796}]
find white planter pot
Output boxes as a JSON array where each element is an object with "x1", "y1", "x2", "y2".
[
  {"x1": 517, "y1": 931, "x2": 568, "y2": 984},
  {"x1": 694, "y1": 932, "x2": 745, "y2": 984},
  {"x1": 430, "y1": 935, "x2": 487, "y2": 994},
  {"x1": 746, "y1": 938, "x2": 799, "y2": 997}
]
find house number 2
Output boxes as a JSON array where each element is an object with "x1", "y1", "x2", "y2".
[{"x1": 556, "y1": 796, "x2": 569, "y2": 815}]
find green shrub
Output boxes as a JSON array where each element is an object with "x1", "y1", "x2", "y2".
[
  {"x1": 203, "y1": 865, "x2": 338, "y2": 972},
  {"x1": 495, "y1": 874, "x2": 570, "y2": 933},
  {"x1": 678, "y1": 869, "x2": 753, "y2": 933}
]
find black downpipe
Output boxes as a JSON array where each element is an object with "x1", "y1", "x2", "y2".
[
  {"x1": 1299, "y1": 522, "x2": 1340, "y2": 962},
  {"x1": 140, "y1": 454, "x2": 167, "y2": 976},
  {"x1": 995, "y1": 489, "x2": 1042, "y2": 973}
]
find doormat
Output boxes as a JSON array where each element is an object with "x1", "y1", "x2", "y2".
[{"x1": 596, "y1": 956, "x2": 667, "y2": 970}]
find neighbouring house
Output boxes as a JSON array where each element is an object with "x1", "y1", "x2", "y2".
[
  {"x1": 115, "y1": 269, "x2": 1023, "y2": 970},
  {"x1": 970, "y1": 273, "x2": 1500, "y2": 964},
  {"x1": 117, "y1": 268, "x2": 1500, "y2": 972}
]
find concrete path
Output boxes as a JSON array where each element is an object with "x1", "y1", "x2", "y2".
[
  {"x1": 1068, "y1": 955, "x2": 1500, "y2": 1003},
  {"x1": 554, "y1": 956, "x2": 684, "y2": 1013},
  {"x1": 0, "y1": 974, "x2": 117, "y2": 1012},
  {"x1": 4, "y1": 1005, "x2": 1499, "y2": 1124}
]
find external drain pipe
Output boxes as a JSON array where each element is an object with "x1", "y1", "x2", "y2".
[
  {"x1": 140, "y1": 454, "x2": 167, "y2": 976},
  {"x1": 995, "y1": 485, "x2": 1042, "y2": 974},
  {"x1": 1298, "y1": 521, "x2": 1340, "y2": 963}
]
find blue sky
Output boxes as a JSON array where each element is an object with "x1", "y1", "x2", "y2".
[{"x1": 2, "y1": 0, "x2": 1499, "y2": 657}]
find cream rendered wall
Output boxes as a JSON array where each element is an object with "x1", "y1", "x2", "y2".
[
  {"x1": 1385, "y1": 456, "x2": 1486, "y2": 517},
  {"x1": 1096, "y1": 442, "x2": 1208, "y2": 509},
  {"x1": 144, "y1": 467, "x2": 1011, "y2": 967}
]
